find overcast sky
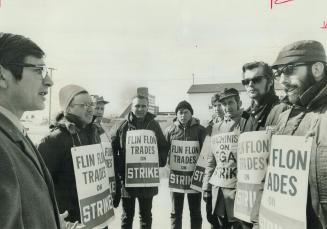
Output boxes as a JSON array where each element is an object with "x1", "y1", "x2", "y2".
[{"x1": 1, "y1": 0, "x2": 326, "y2": 118}]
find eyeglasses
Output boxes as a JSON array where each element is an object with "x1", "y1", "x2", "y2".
[
  {"x1": 273, "y1": 63, "x2": 311, "y2": 79},
  {"x1": 241, "y1": 75, "x2": 265, "y2": 86},
  {"x1": 72, "y1": 102, "x2": 96, "y2": 109},
  {"x1": 7, "y1": 63, "x2": 50, "y2": 79}
]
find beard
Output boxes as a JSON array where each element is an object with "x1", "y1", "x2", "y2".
[{"x1": 285, "y1": 71, "x2": 315, "y2": 105}]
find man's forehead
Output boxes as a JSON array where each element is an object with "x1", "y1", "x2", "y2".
[
  {"x1": 132, "y1": 98, "x2": 148, "y2": 105},
  {"x1": 221, "y1": 96, "x2": 236, "y2": 104},
  {"x1": 244, "y1": 66, "x2": 265, "y2": 78},
  {"x1": 23, "y1": 55, "x2": 45, "y2": 65},
  {"x1": 177, "y1": 108, "x2": 191, "y2": 113}
]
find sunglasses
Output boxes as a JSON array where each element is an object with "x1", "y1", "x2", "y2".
[
  {"x1": 7, "y1": 63, "x2": 50, "y2": 79},
  {"x1": 72, "y1": 102, "x2": 96, "y2": 110},
  {"x1": 273, "y1": 63, "x2": 312, "y2": 79},
  {"x1": 241, "y1": 75, "x2": 265, "y2": 86}
]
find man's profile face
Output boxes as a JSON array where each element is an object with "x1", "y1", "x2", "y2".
[
  {"x1": 68, "y1": 93, "x2": 94, "y2": 124},
  {"x1": 277, "y1": 63, "x2": 313, "y2": 104},
  {"x1": 220, "y1": 96, "x2": 240, "y2": 118},
  {"x1": 243, "y1": 66, "x2": 271, "y2": 100},
  {"x1": 131, "y1": 97, "x2": 148, "y2": 119},
  {"x1": 10, "y1": 56, "x2": 53, "y2": 113}
]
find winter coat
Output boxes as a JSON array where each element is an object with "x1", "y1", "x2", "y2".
[
  {"x1": 165, "y1": 117, "x2": 206, "y2": 149},
  {"x1": 0, "y1": 112, "x2": 61, "y2": 229},
  {"x1": 38, "y1": 113, "x2": 101, "y2": 222},
  {"x1": 111, "y1": 112, "x2": 169, "y2": 198},
  {"x1": 273, "y1": 78, "x2": 327, "y2": 228},
  {"x1": 202, "y1": 111, "x2": 248, "y2": 222}
]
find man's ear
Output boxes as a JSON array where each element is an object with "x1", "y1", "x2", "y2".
[
  {"x1": 238, "y1": 100, "x2": 242, "y2": 109},
  {"x1": 311, "y1": 62, "x2": 325, "y2": 82},
  {"x1": 0, "y1": 65, "x2": 9, "y2": 89}
]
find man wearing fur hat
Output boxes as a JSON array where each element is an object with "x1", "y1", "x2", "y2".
[
  {"x1": 38, "y1": 84, "x2": 102, "y2": 223},
  {"x1": 111, "y1": 95, "x2": 169, "y2": 229},
  {"x1": 271, "y1": 40, "x2": 327, "y2": 229},
  {"x1": 165, "y1": 100, "x2": 206, "y2": 229}
]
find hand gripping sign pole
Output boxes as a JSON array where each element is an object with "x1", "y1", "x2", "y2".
[
  {"x1": 125, "y1": 130, "x2": 160, "y2": 187},
  {"x1": 71, "y1": 144, "x2": 113, "y2": 229},
  {"x1": 169, "y1": 140, "x2": 200, "y2": 193},
  {"x1": 259, "y1": 135, "x2": 312, "y2": 229}
]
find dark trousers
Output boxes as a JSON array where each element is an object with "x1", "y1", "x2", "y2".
[
  {"x1": 206, "y1": 196, "x2": 220, "y2": 229},
  {"x1": 121, "y1": 196, "x2": 153, "y2": 229},
  {"x1": 170, "y1": 192, "x2": 202, "y2": 229}
]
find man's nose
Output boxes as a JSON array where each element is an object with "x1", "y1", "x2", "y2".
[{"x1": 43, "y1": 74, "x2": 54, "y2": 87}]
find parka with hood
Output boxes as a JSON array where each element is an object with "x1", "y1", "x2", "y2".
[{"x1": 38, "y1": 113, "x2": 101, "y2": 222}]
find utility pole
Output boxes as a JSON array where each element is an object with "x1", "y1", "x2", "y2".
[{"x1": 192, "y1": 73, "x2": 195, "y2": 85}]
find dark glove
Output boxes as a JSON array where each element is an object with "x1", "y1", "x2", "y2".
[{"x1": 203, "y1": 190, "x2": 212, "y2": 203}]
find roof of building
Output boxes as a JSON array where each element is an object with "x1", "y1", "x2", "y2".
[{"x1": 187, "y1": 82, "x2": 283, "y2": 94}]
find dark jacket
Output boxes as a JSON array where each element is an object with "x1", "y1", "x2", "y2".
[
  {"x1": 38, "y1": 113, "x2": 101, "y2": 222},
  {"x1": 111, "y1": 112, "x2": 169, "y2": 198},
  {"x1": 241, "y1": 91, "x2": 289, "y2": 132},
  {"x1": 0, "y1": 112, "x2": 61, "y2": 229},
  {"x1": 165, "y1": 117, "x2": 206, "y2": 149},
  {"x1": 274, "y1": 79, "x2": 327, "y2": 228}
]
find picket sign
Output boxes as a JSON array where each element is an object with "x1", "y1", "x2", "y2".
[
  {"x1": 169, "y1": 140, "x2": 200, "y2": 193},
  {"x1": 71, "y1": 144, "x2": 114, "y2": 229},
  {"x1": 259, "y1": 135, "x2": 312, "y2": 229},
  {"x1": 125, "y1": 130, "x2": 160, "y2": 187},
  {"x1": 234, "y1": 131, "x2": 271, "y2": 222}
]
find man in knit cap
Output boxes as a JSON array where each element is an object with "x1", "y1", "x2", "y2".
[
  {"x1": 38, "y1": 84, "x2": 102, "y2": 224},
  {"x1": 165, "y1": 100, "x2": 206, "y2": 229},
  {"x1": 269, "y1": 40, "x2": 327, "y2": 229}
]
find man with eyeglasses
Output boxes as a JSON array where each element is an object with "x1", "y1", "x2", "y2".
[
  {"x1": 271, "y1": 40, "x2": 327, "y2": 229},
  {"x1": 38, "y1": 84, "x2": 102, "y2": 225},
  {"x1": 0, "y1": 33, "x2": 79, "y2": 228},
  {"x1": 111, "y1": 95, "x2": 169, "y2": 229}
]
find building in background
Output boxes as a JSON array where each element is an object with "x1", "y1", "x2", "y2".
[{"x1": 187, "y1": 82, "x2": 285, "y2": 124}]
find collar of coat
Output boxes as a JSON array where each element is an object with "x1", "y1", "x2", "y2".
[
  {"x1": 297, "y1": 77, "x2": 327, "y2": 110},
  {"x1": 126, "y1": 112, "x2": 156, "y2": 130},
  {"x1": 51, "y1": 113, "x2": 94, "y2": 135},
  {"x1": 173, "y1": 117, "x2": 200, "y2": 128}
]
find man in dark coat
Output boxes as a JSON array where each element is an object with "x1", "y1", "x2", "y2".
[
  {"x1": 0, "y1": 33, "x2": 67, "y2": 228},
  {"x1": 111, "y1": 95, "x2": 169, "y2": 229},
  {"x1": 38, "y1": 84, "x2": 101, "y2": 223},
  {"x1": 165, "y1": 100, "x2": 206, "y2": 229},
  {"x1": 238, "y1": 61, "x2": 289, "y2": 229}
]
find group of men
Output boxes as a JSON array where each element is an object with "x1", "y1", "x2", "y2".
[{"x1": 0, "y1": 32, "x2": 326, "y2": 229}]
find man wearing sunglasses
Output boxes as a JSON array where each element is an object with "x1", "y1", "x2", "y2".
[
  {"x1": 241, "y1": 61, "x2": 288, "y2": 132},
  {"x1": 272, "y1": 40, "x2": 327, "y2": 229},
  {"x1": 38, "y1": 84, "x2": 102, "y2": 225}
]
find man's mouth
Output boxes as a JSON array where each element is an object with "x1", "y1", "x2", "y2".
[{"x1": 39, "y1": 91, "x2": 48, "y2": 96}]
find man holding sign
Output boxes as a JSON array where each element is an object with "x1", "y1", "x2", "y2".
[
  {"x1": 165, "y1": 100, "x2": 206, "y2": 229},
  {"x1": 38, "y1": 85, "x2": 105, "y2": 226},
  {"x1": 264, "y1": 40, "x2": 327, "y2": 229},
  {"x1": 111, "y1": 95, "x2": 169, "y2": 229},
  {"x1": 203, "y1": 88, "x2": 248, "y2": 229}
]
